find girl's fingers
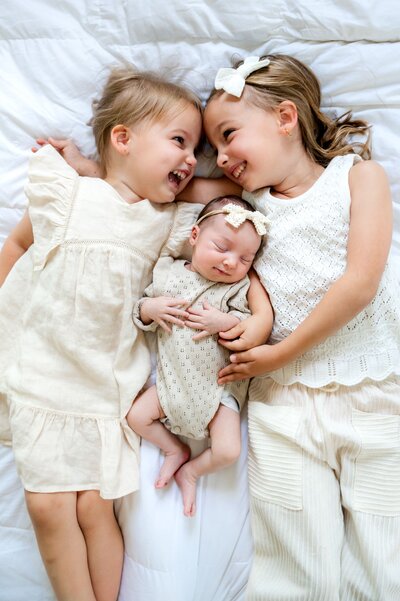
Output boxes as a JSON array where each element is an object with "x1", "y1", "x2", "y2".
[
  {"x1": 218, "y1": 372, "x2": 247, "y2": 384},
  {"x1": 218, "y1": 323, "x2": 244, "y2": 340},
  {"x1": 218, "y1": 337, "x2": 248, "y2": 351},
  {"x1": 47, "y1": 137, "x2": 70, "y2": 150},
  {"x1": 218, "y1": 356, "x2": 250, "y2": 378}
]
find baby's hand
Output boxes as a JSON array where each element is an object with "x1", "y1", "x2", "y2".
[
  {"x1": 141, "y1": 297, "x2": 190, "y2": 333},
  {"x1": 186, "y1": 300, "x2": 240, "y2": 341},
  {"x1": 32, "y1": 138, "x2": 102, "y2": 177}
]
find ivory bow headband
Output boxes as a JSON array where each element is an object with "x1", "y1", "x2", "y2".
[
  {"x1": 195, "y1": 203, "x2": 270, "y2": 236},
  {"x1": 214, "y1": 56, "x2": 271, "y2": 98}
]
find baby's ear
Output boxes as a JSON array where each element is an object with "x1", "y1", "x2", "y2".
[
  {"x1": 110, "y1": 124, "x2": 131, "y2": 155},
  {"x1": 189, "y1": 224, "x2": 200, "y2": 246}
]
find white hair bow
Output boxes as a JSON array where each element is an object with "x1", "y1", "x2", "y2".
[
  {"x1": 214, "y1": 56, "x2": 271, "y2": 98},
  {"x1": 223, "y1": 203, "x2": 270, "y2": 235}
]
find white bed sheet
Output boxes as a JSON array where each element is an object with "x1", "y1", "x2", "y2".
[{"x1": 0, "y1": 2, "x2": 399, "y2": 600}]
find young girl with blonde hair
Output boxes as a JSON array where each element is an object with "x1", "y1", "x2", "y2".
[
  {"x1": 199, "y1": 54, "x2": 400, "y2": 600},
  {"x1": 0, "y1": 66, "x2": 203, "y2": 601}
]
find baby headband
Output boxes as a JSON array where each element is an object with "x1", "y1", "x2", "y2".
[
  {"x1": 214, "y1": 56, "x2": 270, "y2": 98},
  {"x1": 195, "y1": 203, "x2": 270, "y2": 236}
]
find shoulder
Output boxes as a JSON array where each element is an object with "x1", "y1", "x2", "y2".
[
  {"x1": 349, "y1": 159, "x2": 389, "y2": 188},
  {"x1": 348, "y1": 159, "x2": 392, "y2": 215}
]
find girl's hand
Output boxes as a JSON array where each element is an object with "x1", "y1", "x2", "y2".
[
  {"x1": 185, "y1": 300, "x2": 240, "y2": 341},
  {"x1": 140, "y1": 297, "x2": 190, "y2": 333},
  {"x1": 32, "y1": 138, "x2": 102, "y2": 177},
  {"x1": 218, "y1": 314, "x2": 271, "y2": 351},
  {"x1": 218, "y1": 343, "x2": 281, "y2": 384}
]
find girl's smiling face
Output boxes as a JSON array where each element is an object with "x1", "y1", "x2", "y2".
[
  {"x1": 109, "y1": 103, "x2": 202, "y2": 204},
  {"x1": 127, "y1": 104, "x2": 202, "y2": 202},
  {"x1": 204, "y1": 92, "x2": 289, "y2": 193}
]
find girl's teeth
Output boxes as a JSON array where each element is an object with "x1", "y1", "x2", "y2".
[
  {"x1": 232, "y1": 163, "x2": 245, "y2": 178},
  {"x1": 172, "y1": 170, "x2": 186, "y2": 180}
]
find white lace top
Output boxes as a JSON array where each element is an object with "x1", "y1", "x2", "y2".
[{"x1": 244, "y1": 154, "x2": 400, "y2": 387}]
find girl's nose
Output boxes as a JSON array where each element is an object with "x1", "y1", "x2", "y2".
[
  {"x1": 186, "y1": 153, "x2": 197, "y2": 167},
  {"x1": 217, "y1": 152, "x2": 228, "y2": 168}
]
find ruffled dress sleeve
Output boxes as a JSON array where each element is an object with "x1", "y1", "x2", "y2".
[
  {"x1": 25, "y1": 144, "x2": 78, "y2": 271},
  {"x1": 160, "y1": 201, "x2": 203, "y2": 260}
]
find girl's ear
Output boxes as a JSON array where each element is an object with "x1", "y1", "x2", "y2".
[
  {"x1": 110, "y1": 124, "x2": 131, "y2": 155},
  {"x1": 189, "y1": 225, "x2": 200, "y2": 246},
  {"x1": 276, "y1": 100, "x2": 298, "y2": 136}
]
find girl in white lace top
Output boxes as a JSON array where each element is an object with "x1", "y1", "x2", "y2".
[{"x1": 182, "y1": 55, "x2": 400, "y2": 600}]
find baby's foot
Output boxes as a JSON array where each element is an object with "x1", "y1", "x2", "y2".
[
  {"x1": 155, "y1": 444, "x2": 190, "y2": 489},
  {"x1": 174, "y1": 463, "x2": 197, "y2": 517}
]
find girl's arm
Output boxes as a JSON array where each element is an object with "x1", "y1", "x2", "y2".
[
  {"x1": 217, "y1": 269, "x2": 273, "y2": 351},
  {"x1": 176, "y1": 176, "x2": 241, "y2": 204},
  {"x1": 0, "y1": 211, "x2": 34, "y2": 286},
  {"x1": 218, "y1": 160, "x2": 392, "y2": 382},
  {"x1": 35, "y1": 138, "x2": 103, "y2": 177}
]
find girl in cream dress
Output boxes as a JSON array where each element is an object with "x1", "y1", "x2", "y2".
[{"x1": 0, "y1": 66, "x2": 202, "y2": 601}]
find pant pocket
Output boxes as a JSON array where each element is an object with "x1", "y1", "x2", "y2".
[
  {"x1": 248, "y1": 402, "x2": 303, "y2": 510},
  {"x1": 352, "y1": 408, "x2": 400, "y2": 516}
]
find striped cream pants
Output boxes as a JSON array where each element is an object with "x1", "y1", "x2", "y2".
[{"x1": 246, "y1": 376, "x2": 400, "y2": 601}]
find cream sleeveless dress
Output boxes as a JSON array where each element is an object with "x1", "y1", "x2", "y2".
[{"x1": 0, "y1": 145, "x2": 199, "y2": 499}]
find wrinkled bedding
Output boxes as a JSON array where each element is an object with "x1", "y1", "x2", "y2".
[{"x1": 0, "y1": 2, "x2": 399, "y2": 600}]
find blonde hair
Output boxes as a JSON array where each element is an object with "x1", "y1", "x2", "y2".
[
  {"x1": 91, "y1": 66, "x2": 203, "y2": 169},
  {"x1": 209, "y1": 54, "x2": 371, "y2": 166}
]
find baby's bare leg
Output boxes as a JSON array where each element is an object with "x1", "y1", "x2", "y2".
[
  {"x1": 175, "y1": 405, "x2": 241, "y2": 517},
  {"x1": 127, "y1": 385, "x2": 190, "y2": 487}
]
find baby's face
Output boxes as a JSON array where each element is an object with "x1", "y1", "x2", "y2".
[{"x1": 189, "y1": 214, "x2": 261, "y2": 283}]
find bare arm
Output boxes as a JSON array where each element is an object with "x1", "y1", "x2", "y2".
[
  {"x1": 218, "y1": 160, "x2": 392, "y2": 382},
  {"x1": 35, "y1": 138, "x2": 103, "y2": 177},
  {"x1": 216, "y1": 269, "x2": 274, "y2": 351},
  {"x1": 0, "y1": 211, "x2": 34, "y2": 286},
  {"x1": 177, "y1": 176, "x2": 242, "y2": 204}
]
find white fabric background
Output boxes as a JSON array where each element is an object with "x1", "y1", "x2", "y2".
[{"x1": 0, "y1": 1, "x2": 399, "y2": 600}]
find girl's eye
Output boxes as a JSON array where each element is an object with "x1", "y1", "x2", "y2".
[
  {"x1": 222, "y1": 128, "x2": 235, "y2": 140},
  {"x1": 173, "y1": 136, "x2": 184, "y2": 145}
]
